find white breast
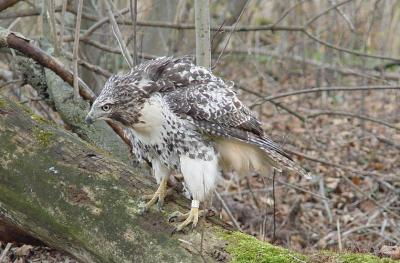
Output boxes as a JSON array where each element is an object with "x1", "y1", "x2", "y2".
[{"x1": 130, "y1": 94, "x2": 166, "y2": 144}]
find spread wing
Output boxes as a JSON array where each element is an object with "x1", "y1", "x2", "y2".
[{"x1": 164, "y1": 81, "x2": 264, "y2": 136}]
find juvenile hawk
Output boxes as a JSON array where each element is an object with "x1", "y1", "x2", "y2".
[{"x1": 85, "y1": 56, "x2": 311, "y2": 232}]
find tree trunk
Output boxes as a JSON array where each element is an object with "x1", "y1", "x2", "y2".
[
  {"x1": 0, "y1": 97, "x2": 230, "y2": 262},
  {"x1": 195, "y1": 0, "x2": 211, "y2": 68}
]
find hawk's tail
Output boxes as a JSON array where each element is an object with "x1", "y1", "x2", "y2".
[
  {"x1": 250, "y1": 136, "x2": 312, "y2": 179},
  {"x1": 194, "y1": 120, "x2": 312, "y2": 179}
]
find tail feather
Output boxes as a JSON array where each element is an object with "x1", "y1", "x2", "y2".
[{"x1": 194, "y1": 120, "x2": 312, "y2": 179}]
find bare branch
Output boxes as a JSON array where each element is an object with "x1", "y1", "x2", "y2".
[
  {"x1": 0, "y1": 0, "x2": 19, "y2": 12},
  {"x1": 304, "y1": 0, "x2": 354, "y2": 28},
  {"x1": 59, "y1": 0, "x2": 67, "y2": 50},
  {"x1": 76, "y1": 37, "x2": 156, "y2": 60},
  {"x1": 130, "y1": 0, "x2": 138, "y2": 66},
  {"x1": 213, "y1": 0, "x2": 249, "y2": 69},
  {"x1": 214, "y1": 190, "x2": 243, "y2": 232},
  {"x1": 72, "y1": 0, "x2": 83, "y2": 100},
  {"x1": 254, "y1": 85, "x2": 400, "y2": 105},
  {"x1": 45, "y1": 0, "x2": 60, "y2": 55},
  {"x1": 271, "y1": 0, "x2": 309, "y2": 27},
  {"x1": 306, "y1": 110, "x2": 400, "y2": 131},
  {"x1": 302, "y1": 30, "x2": 400, "y2": 62},
  {"x1": 103, "y1": 0, "x2": 134, "y2": 68},
  {"x1": 328, "y1": 0, "x2": 355, "y2": 32}
]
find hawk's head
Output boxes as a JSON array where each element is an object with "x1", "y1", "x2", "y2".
[
  {"x1": 85, "y1": 70, "x2": 156, "y2": 127},
  {"x1": 85, "y1": 57, "x2": 179, "y2": 126}
]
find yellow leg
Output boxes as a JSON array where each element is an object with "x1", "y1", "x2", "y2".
[
  {"x1": 169, "y1": 200, "x2": 203, "y2": 233},
  {"x1": 140, "y1": 176, "x2": 168, "y2": 213}
]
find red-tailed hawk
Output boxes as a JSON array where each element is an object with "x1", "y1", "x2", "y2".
[{"x1": 85, "y1": 56, "x2": 311, "y2": 232}]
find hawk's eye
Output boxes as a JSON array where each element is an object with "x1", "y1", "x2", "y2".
[{"x1": 101, "y1": 104, "x2": 111, "y2": 111}]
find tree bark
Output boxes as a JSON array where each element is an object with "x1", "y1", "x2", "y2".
[
  {"x1": 0, "y1": 96, "x2": 230, "y2": 262},
  {"x1": 0, "y1": 0, "x2": 19, "y2": 12},
  {"x1": 195, "y1": 0, "x2": 211, "y2": 69}
]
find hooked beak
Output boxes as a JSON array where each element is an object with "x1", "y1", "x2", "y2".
[
  {"x1": 85, "y1": 115, "x2": 94, "y2": 125},
  {"x1": 85, "y1": 108, "x2": 97, "y2": 125}
]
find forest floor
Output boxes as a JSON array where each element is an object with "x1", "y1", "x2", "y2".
[
  {"x1": 0, "y1": 242, "x2": 77, "y2": 263},
  {"x1": 210, "y1": 56, "x2": 400, "y2": 261}
]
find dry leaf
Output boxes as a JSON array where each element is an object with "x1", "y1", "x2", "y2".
[
  {"x1": 380, "y1": 245, "x2": 400, "y2": 259},
  {"x1": 15, "y1": 244, "x2": 33, "y2": 257}
]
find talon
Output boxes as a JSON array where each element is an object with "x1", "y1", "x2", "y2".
[
  {"x1": 139, "y1": 176, "x2": 169, "y2": 213},
  {"x1": 168, "y1": 211, "x2": 182, "y2": 222},
  {"x1": 141, "y1": 194, "x2": 155, "y2": 201},
  {"x1": 171, "y1": 228, "x2": 178, "y2": 236},
  {"x1": 139, "y1": 206, "x2": 148, "y2": 215},
  {"x1": 170, "y1": 207, "x2": 202, "y2": 232},
  {"x1": 157, "y1": 200, "x2": 164, "y2": 211}
]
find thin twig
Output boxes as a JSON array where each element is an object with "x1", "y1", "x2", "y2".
[
  {"x1": 0, "y1": 78, "x2": 23, "y2": 89},
  {"x1": 65, "y1": 52, "x2": 112, "y2": 77},
  {"x1": 328, "y1": 0, "x2": 355, "y2": 32},
  {"x1": 72, "y1": 0, "x2": 83, "y2": 100},
  {"x1": 253, "y1": 85, "x2": 400, "y2": 105},
  {"x1": 130, "y1": 0, "x2": 137, "y2": 66},
  {"x1": 6, "y1": 17, "x2": 21, "y2": 30},
  {"x1": 337, "y1": 218, "x2": 342, "y2": 252},
  {"x1": 304, "y1": 0, "x2": 354, "y2": 27},
  {"x1": 339, "y1": 173, "x2": 400, "y2": 220},
  {"x1": 212, "y1": 0, "x2": 249, "y2": 69},
  {"x1": 286, "y1": 147, "x2": 387, "y2": 178},
  {"x1": 76, "y1": 37, "x2": 156, "y2": 60},
  {"x1": 59, "y1": 0, "x2": 68, "y2": 50},
  {"x1": 0, "y1": 242, "x2": 12, "y2": 263},
  {"x1": 272, "y1": 169, "x2": 277, "y2": 242},
  {"x1": 103, "y1": 0, "x2": 133, "y2": 68},
  {"x1": 277, "y1": 179, "x2": 329, "y2": 200},
  {"x1": 46, "y1": 0, "x2": 60, "y2": 55},
  {"x1": 237, "y1": 85, "x2": 306, "y2": 122},
  {"x1": 271, "y1": 0, "x2": 309, "y2": 27},
  {"x1": 307, "y1": 110, "x2": 400, "y2": 131},
  {"x1": 214, "y1": 190, "x2": 242, "y2": 232},
  {"x1": 226, "y1": 48, "x2": 400, "y2": 82},
  {"x1": 302, "y1": 29, "x2": 400, "y2": 62},
  {"x1": 319, "y1": 177, "x2": 333, "y2": 223}
]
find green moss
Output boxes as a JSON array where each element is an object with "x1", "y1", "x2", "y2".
[
  {"x1": 338, "y1": 253, "x2": 397, "y2": 263},
  {"x1": 33, "y1": 128, "x2": 54, "y2": 146},
  {"x1": 31, "y1": 114, "x2": 49, "y2": 124},
  {"x1": 222, "y1": 231, "x2": 307, "y2": 263},
  {"x1": 0, "y1": 97, "x2": 5, "y2": 108},
  {"x1": 254, "y1": 17, "x2": 273, "y2": 25},
  {"x1": 221, "y1": 231, "x2": 396, "y2": 263}
]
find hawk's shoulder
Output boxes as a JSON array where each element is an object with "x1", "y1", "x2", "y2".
[
  {"x1": 139, "y1": 56, "x2": 264, "y2": 136},
  {"x1": 163, "y1": 78, "x2": 263, "y2": 136}
]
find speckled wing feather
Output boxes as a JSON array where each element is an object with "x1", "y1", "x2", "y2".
[{"x1": 164, "y1": 82, "x2": 264, "y2": 136}]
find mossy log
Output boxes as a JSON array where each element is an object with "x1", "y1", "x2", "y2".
[
  {"x1": 0, "y1": 98, "x2": 397, "y2": 263},
  {"x1": 0, "y1": 96, "x2": 229, "y2": 262}
]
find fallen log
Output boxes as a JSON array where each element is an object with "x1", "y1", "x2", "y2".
[{"x1": 0, "y1": 96, "x2": 229, "y2": 262}]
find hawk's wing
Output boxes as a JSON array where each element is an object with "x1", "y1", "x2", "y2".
[{"x1": 164, "y1": 82, "x2": 264, "y2": 136}]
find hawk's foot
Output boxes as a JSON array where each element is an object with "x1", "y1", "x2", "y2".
[
  {"x1": 169, "y1": 200, "x2": 203, "y2": 233},
  {"x1": 140, "y1": 176, "x2": 168, "y2": 213}
]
